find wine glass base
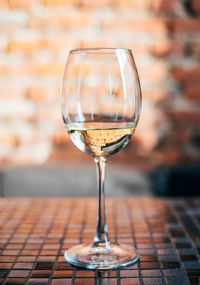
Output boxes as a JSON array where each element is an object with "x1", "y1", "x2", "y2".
[{"x1": 64, "y1": 243, "x2": 139, "y2": 270}]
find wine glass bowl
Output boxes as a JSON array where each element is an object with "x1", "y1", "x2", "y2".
[{"x1": 61, "y1": 48, "x2": 142, "y2": 270}]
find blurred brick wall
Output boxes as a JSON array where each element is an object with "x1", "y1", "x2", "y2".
[{"x1": 0, "y1": 0, "x2": 200, "y2": 169}]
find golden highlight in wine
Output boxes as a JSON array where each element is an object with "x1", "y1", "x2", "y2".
[{"x1": 66, "y1": 122, "x2": 135, "y2": 157}]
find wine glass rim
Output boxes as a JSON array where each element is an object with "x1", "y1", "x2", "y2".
[{"x1": 70, "y1": 48, "x2": 132, "y2": 54}]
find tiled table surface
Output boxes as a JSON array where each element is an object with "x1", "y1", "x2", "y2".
[{"x1": 0, "y1": 198, "x2": 200, "y2": 285}]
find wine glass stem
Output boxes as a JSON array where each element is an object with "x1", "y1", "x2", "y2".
[{"x1": 93, "y1": 156, "x2": 110, "y2": 248}]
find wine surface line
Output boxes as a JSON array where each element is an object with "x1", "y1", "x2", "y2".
[{"x1": 65, "y1": 121, "x2": 135, "y2": 158}]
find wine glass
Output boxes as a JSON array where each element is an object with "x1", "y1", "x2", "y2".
[{"x1": 61, "y1": 48, "x2": 142, "y2": 270}]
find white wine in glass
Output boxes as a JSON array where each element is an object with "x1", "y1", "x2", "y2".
[{"x1": 61, "y1": 48, "x2": 142, "y2": 270}]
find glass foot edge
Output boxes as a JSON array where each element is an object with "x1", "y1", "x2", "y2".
[{"x1": 64, "y1": 243, "x2": 140, "y2": 270}]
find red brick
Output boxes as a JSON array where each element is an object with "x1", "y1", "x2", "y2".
[
  {"x1": 149, "y1": 0, "x2": 183, "y2": 13},
  {"x1": 0, "y1": 0, "x2": 8, "y2": 8},
  {"x1": 53, "y1": 132, "x2": 70, "y2": 145},
  {"x1": 135, "y1": 132, "x2": 159, "y2": 152},
  {"x1": 172, "y1": 41, "x2": 185, "y2": 55},
  {"x1": 43, "y1": 0, "x2": 73, "y2": 6},
  {"x1": 170, "y1": 110, "x2": 200, "y2": 124},
  {"x1": 154, "y1": 148, "x2": 181, "y2": 167},
  {"x1": 191, "y1": 43, "x2": 200, "y2": 57},
  {"x1": 168, "y1": 131, "x2": 191, "y2": 144},
  {"x1": 138, "y1": 64, "x2": 167, "y2": 81},
  {"x1": 8, "y1": 0, "x2": 40, "y2": 9},
  {"x1": 102, "y1": 18, "x2": 171, "y2": 36},
  {"x1": 185, "y1": 85, "x2": 200, "y2": 100},
  {"x1": 32, "y1": 61, "x2": 64, "y2": 76},
  {"x1": 28, "y1": 14, "x2": 90, "y2": 29},
  {"x1": 79, "y1": 0, "x2": 113, "y2": 8},
  {"x1": 0, "y1": 65, "x2": 9, "y2": 76},
  {"x1": 172, "y1": 66, "x2": 200, "y2": 83},
  {"x1": 134, "y1": 107, "x2": 161, "y2": 152},
  {"x1": 150, "y1": 40, "x2": 184, "y2": 57},
  {"x1": 150, "y1": 39, "x2": 172, "y2": 57},
  {"x1": 59, "y1": 15, "x2": 90, "y2": 29},
  {"x1": 115, "y1": 0, "x2": 148, "y2": 9},
  {"x1": 143, "y1": 90, "x2": 169, "y2": 103},
  {"x1": 191, "y1": 0, "x2": 200, "y2": 14},
  {"x1": 7, "y1": 40, "x2": 40, "y2": 54},
  {"x1": 26, "y1": 87, "x2": 57, "y2": 102},
  {"x1": 28, "y1": 16, "x2": 57, "y2": 28},
  {"x1": 172, "y1": 19, "x2": 200, "y2": 33},
  {"x1": 0, "y1": 135, "x2": 19, "y2": 146},
  {"x1": 41, "y1": 38, "x2": 76, "y2": 52}
]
